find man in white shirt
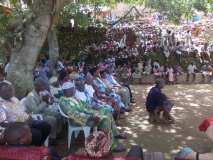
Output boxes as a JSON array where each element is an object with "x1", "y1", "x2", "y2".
[
  {"x1": 0, "y1": 82, "x2": 51, "y2": 146},
  {"x1": 187, "y1": 62, "x2": 197, "y2": 82}
]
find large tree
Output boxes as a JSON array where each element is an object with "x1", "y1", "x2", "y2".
[{"x1": 2, "y1": 0, "x2": 67, "y2": 98}]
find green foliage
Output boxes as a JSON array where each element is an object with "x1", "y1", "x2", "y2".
[
  {"x1": 57, "y1": 27, "x2": 106, "y2": 59},
  {"x1": 60, "y1": 3, "x2": 90, "y2": 28}
]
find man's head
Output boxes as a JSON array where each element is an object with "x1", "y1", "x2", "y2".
[
  {"x1": 85, "y1": 73, "x2": 94, "y2": 85},
  {"x1": 155, "y1": 79, "x2": 165, "y2": 89},
  {"x1": 62, "y1": 81, "x2": 76, "y2": 97},
  {"x1": 0, "y1": 82, "x2": 14, "y2": 100},
  {"x1": 4, "y1": 122, "x2": 32, "y2": 145},
  {"x1": 34, "y1": 77, "x2": 49, "y2": 93},
  {"x1": 100, "y1": 70, "x2": 107, "y2": 79}
]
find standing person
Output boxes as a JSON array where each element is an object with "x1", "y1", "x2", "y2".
[
  {"x1": 187, "y1": 62, "x2": 197, "y2": 82},
  {"x1": 167, "y1": 66, "x2": 175, "y2": 85}
]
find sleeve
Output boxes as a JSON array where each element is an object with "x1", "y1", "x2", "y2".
[
  {"x1": 0, "y1": 108, "x2": 7, "y2": 124},
  {"x1": 59, "y1": 99, "x2": 91, "y2": 126},
  {"x1": 24, "y1": 96, "x2": 47, "y2": 114}
]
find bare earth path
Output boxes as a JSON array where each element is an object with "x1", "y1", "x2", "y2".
[{"x1": 118, "y1": 84, "x2": 213, "y2": 159}]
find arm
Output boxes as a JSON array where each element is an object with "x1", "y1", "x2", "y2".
[
  {"x1": 59, "y1": 98, "x2": 91, "y2": 126},
  {"x1": 24, "y1": 96, "x2": 47, "y2": 114}
]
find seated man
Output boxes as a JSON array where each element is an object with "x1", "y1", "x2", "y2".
[
  {"x1": 145, "y1": 79, "x2": 174, "y2": 123},
  {"x1": 24, "y1": 78, "x2": 62, "y2": 141},
  {"x1": 1, "y1": 122, "x2": 61, "y2": 160},
  {"x1": 0, "y1": 82, "x2": 50, "y2": 146},
  {"x1": 59, "y1": 81, "x2": 126, "y2": 152}
]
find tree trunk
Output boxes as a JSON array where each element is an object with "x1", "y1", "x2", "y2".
[
  {"x1": 6, "y1": 0, "x2": 67, "y2": 98},
  {"x1": 48, "y1": 27, "x2": 59, "y2": 75},
  {"x1": 7, "y1": 15, "x2": 52, "y2": 98}
]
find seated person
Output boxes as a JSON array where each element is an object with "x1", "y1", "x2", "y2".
[
  {"x1": 24, "y1": 78, "x2": 62, "y2": 141},
  {"x1": 1, "y1": 122, "x2": 60, "y2": 160},
  {"x1": 0, "y1": 82, "x2": 51, "y2": 146},
  {"x1": 145, "y1": 79, "x2": 174, "y2": 123},
  {"x1": 59, "y1": 81, "x2": 126, "y2": 152},
  {"x1": 74, "y1": 75, "x2": 115, "y2": 115},
  {"x1": 90, "y1": 67, "x2": 127, "y2": 112},
  {"x1": 175, "y1": 119, "x2": 213, "y2": 160},
  {"x1": 84, "y1": 73, "x2": 121, "y2": 119},
  {"x1": 106, "y1": 67, "x2": 135, "y2": 103},
  {"x1": 101, "y1": 70, "x2": 131, "y2": 108}
]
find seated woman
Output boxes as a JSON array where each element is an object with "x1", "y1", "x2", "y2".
[
  {"x1": 101, "y1": 70, "x2": 131, "y2": 109},
  {"x1": 74, "y1": 75, "x2": 115, "y2": 115},
  {"x1": 0, "y1": 82, "x2": 50, "y2": 146},
  {"x1": 90, "y1": 67, "x2": 128, "y2": 112},
  {"x1": 59, "y1": 81, "x2": 126, "y2": 152},
  {"x1": 175, "y1": 118, "x2": 213, "y2": 160},
  {"x1": 145, "y1": 79, "x2": 174, "y2": 123},
  {"x1": 1, "y1": 122, "x2": 60, "y2": 160}
]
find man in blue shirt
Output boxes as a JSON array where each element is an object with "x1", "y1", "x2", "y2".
[{"x1": 146, "y1": 79, "x2": 174, "y2": 123}]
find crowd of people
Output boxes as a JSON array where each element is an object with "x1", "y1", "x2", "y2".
[
  {"x1": 0, "y1": 55, "x2": 141, "y2": 159},
  {"x1": 81, "y1": 21, "x2": 213, "y2": 84},
  {"x1": 0, "y1": 17, "x2": 212, "y2": 160}
]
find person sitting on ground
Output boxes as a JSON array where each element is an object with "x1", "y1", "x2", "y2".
[
  {"x1": 145, "y1": 79, "x2": 174, "y2": 123},
  {"x1": 0, "y1": 82, "x2": 51, "y2": 146},
  {"x1": 59, "y1": 81, "x2": 126, "y2": 152},
  {"x1": 23, "y1": 78, "x2": 62, "y2": 142},
  {"x1": 1, "y1": 122, "x2": 61, "y2": 160},
  {"x1": 175, "y1": 118, "x2": 213, "y2": 160}
]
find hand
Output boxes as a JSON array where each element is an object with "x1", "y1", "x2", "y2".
[{"x1": 42, "y1": 95, "x2": 50, "y2": 104}]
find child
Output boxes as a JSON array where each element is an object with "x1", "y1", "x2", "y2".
[{"x1": 167, "y1": 66, "x2": 175, "y2": 85}]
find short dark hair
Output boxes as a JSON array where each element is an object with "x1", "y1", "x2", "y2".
[{"x1": 4, "y1": 122, "x2": 29, "y2": 145}]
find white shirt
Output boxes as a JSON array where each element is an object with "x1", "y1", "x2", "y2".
[
  {"x1": 0, "y1": 97, "x2": 29, "y2": 123},
  {"x1": 85, "y1": 84, "x2": 95, "y2": 98},
  {"x1": 75, "y1": 90, "x2": 87, "y2": 102},
  {"x1": 187, "y1": 64, "x2": 197, "y2": 74}
]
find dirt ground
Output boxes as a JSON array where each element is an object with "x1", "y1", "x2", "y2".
[
  {"x1": 57, "y1": 84, "x2": 213, "y2": 159},
  {"x1": 118, "y1": 84, "x2": 213, "y2": 159}
]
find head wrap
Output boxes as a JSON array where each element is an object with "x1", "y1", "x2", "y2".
[{"x1": 62, "y1": 81, "x2": 75, "y2": 90}]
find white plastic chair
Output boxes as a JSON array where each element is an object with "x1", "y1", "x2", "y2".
[
  {"x1": 57, "y1": 104, "x2": 91, "y2": 149},
  {"x1": 31, "y1": 114, "x2": 49, "y2": 147}
]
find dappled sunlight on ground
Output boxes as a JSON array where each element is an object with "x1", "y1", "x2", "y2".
[
  {"x1": 119, "y1": 84, "x2": 213, "y2": 159},
  {"x1": 56, "y1": 84, "x2": 213, "y2": 159}
]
